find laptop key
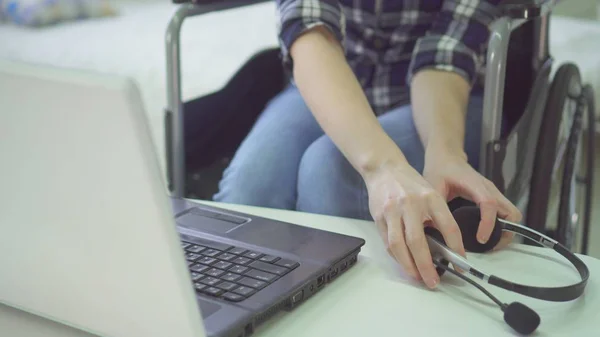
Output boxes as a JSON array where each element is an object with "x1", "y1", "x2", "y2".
[
  {"x1": 213, "y1": 261, "x2": 233, "y2": 270},
  {"x1": 216, "y1": 281, "x2": 237, "y2": 291},
  {"x1": 182, "y1": 242, "x2": 191, "y2": 249},
  {"x1": 186, "y1": 245, "x2": 205, "y2": 253},
  {"x1": 233, "y1": 286, "x2": 256, "y2": 297},
  {"x1": 275, "y1": 258, "x2": 300, "y2": 269},
  {"x1": 222, "y1": 292, "x2": 245, "y2": 302},
  {"x1": 190, "y1": 264, "x2": 209, "y2": 273},
  {"x1": 229, "y1": 265, "x2": 248, "y2": 274},
  {"x1": 183, "y1": 235, "x2": 233, "y2": 251},
  {"x1": 221, "y1": 273, "x2": 242, "y2": 282},
  {"x1": 194, "y1": 283, "x2": 207, "y2": 292},
  {"x1": 185, "y1": 253, "x2": 201, "y2": 262},
  {"x1": 217, "y1": 253, "x2": 236, "y2": 261},
  {"x1": 206, "y1": 268, "x2": 225, "y2": 278},
  {"x1": 238, "y1": 277, "x2": 267, "y2": 290},
  {"x1": 202, "y1": 287, "x2": 224, "y2": 297},
  {"x1": 245, "y1": 269, "x2": 277, "y2": 283},
  {"x1": 243, "y1": 251, "x2": 263, "y2": 259},
  {"x1": 249, "y1": 261, "x2": 289, "y2": 276},
  {"x1": 232, "y1": 257, "x2": 252, "y2": 265},
  {"x1": 200, "y1": 276, "x2": 221, "y2": 286},
  {"x1": 190, "y1": 272, "x2": 203, "y2": 281},
  {"x1": 228, "y1": 247, "x2": 247, "y2": 255},
  {"x1": 203, "y1": 249, "x2": 221, "y2": 257},
  {"x1": 259, "y1": 255, "x2": 280, "y2": 263},
  {"x1": 198, "y1": 257, "x2": 217, "y2": 265}
]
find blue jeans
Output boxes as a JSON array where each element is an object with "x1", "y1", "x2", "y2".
[{"x1": 213, "y1": 84, "x2": 484, "y2": 221}]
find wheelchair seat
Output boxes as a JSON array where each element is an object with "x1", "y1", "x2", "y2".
[{"x1": 177, "y1": 48, "x2": 286, "y2": 199}]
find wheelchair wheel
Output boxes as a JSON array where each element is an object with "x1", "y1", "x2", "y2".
[
  {"x1": 528, "y1": 63, "x2": 594, "y2": 253},
  {"x1": 527, "y1": 64, "x2": 580, "y2": 241},
  {"x1": 557, "y1": 85, "x2": 595, "y2": 254}
]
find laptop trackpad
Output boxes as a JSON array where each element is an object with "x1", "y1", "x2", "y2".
[
  {"x1": 176, "y1": 207, "x2": 248, "y2": 234},
  {"x1": 198, "y1": 299, "x2": 221, "y2": 318}
]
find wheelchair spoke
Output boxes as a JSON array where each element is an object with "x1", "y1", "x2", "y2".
[
  {"x1": 558, "y1": 93, "x2": 586, "y2": 252},
  {"x1": 566, "y1": 142, "x2": 580, "y2": 249},
  {"x1": 551, "y1": 98, "x2": 577, "y2": 180}
]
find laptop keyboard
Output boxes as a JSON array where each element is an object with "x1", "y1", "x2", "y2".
[{"x1": 182, "y1": 239, "x2": 299, "y2": 302}]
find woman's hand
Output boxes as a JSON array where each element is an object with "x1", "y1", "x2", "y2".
[
  {"x1": 363, "y1": 161, "x2": 467, "y2": 289},
  {"x1": 423, "y1": 149, "x2": 522, "y2": 251},
  {"x1": 409, "y1": 69, "x2": 521, "y2": 252}
]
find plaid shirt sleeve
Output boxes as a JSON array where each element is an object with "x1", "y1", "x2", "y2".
[
  {"x1": 276, "y1": 0, "x2": 346, "y2": 70},
  {"x1": 407, "y1": 0, "x2": 502, "y2": 86}
]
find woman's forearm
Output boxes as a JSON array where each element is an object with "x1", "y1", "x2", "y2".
[
  {"x1": 290, "y1": 27, "x2": 409, "y2": 176},
  {"x1": 410, "y1": 69, "x2": 471, "y2": 159}
]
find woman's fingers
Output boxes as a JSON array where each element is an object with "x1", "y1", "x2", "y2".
[
  {"x1": 428, "y1": 195, "x2": 466, "y2": 257},
  {"x1": 493, "y1": 231, "x2": 515, "y2": 251},
  {"x1": 383, "y1": 193, "x2": 467, "y2": 287},
  {"x1": 466, "y1": 179, "x2": 517, "y2": 245},
  {"x1": 385, "y1": 210, "x2": 420, "y2": 280},
  {"x1": 476, "y1": 198, "x2": 499, "y2": 244},
  {"x1": 460, "y1": 179, "x2": 520, "y2": 252},
  {"x1": 402, "y1": 204, "x2": 439, "y2": 288},
  {"x1": 487, "y1": 180, "x2": 523, "y2": 223}
]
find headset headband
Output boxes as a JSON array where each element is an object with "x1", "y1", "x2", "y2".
[{"x1": 426, "y1": 215, "x2": 589, "y2": 302}]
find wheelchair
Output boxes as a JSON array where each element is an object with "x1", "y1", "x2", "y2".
[{"x1": 164, "y1": 0, "x2": 596, "y2": 255}]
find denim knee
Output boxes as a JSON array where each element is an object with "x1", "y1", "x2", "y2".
[
  {"x1": 213, "y1": 160, "x2": 297, "y2": 210},
  {"x1": 296, "y1": 136, "x2": 369, "y2": 220},
  {"x1": 212, "y1": 85, "x2": 323, "y2": 209}
]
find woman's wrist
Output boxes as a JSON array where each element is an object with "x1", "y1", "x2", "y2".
[
  {"x1": 425, "y1": 136, "x2": 468, "y2": 164},
  {"x1": 358, "y1": 148, "x2": 414, "y2": 183}
]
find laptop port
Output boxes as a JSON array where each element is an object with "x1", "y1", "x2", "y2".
[
  {"x1": 340, "y1": 261, "x2": 348, "y2": 272},
  {"x1": 349, "y1": 256, "x2": 357, "y2": 266},
  {"x1": 330, "y1": 268, "x2": 339, "y2": 280},
  {"x1": 317, "y1": 274, "x2": 325, "y2": 288}
]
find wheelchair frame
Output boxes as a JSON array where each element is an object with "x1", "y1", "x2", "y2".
[{"x1": 164, "y1": 0, "x2": 594, "y2": 252}]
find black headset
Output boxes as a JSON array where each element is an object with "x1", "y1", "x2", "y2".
[{"x1": 425, "y1": 206, "x2": 590, "y2": 336}]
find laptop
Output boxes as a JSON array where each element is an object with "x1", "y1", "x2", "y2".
[{"x1": 0, "y1": 59, "x2": 365, "y2": 337}]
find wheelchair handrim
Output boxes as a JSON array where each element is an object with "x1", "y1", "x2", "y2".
[{"x1": 547, "y1": 93, "x2": 586, "y2": 252}]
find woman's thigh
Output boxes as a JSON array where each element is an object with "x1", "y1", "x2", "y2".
[
  {"x1": 213, "y1": 84, "x2": 324, "y2": 209},
  {"x1": 296, "y1": 93, "x2": 485, "y2": 220}
]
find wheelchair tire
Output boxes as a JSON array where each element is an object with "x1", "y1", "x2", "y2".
[
  {"x1": 556, "y1": 85, "x2": 584, "y2": 249},
  {"x1": 581, "y1": 85, "x2": 596, "y2": 254},
  {"x1": 557, "y1": 85, "x2": 595, "y2": 254},
  {"x1": 526, "y1": 63, "x2": 581, "y2": 238}
]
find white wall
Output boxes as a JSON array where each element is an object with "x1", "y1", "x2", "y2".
[{"x1": 555, "y1": 0, "x2": 600, "y2": 20}]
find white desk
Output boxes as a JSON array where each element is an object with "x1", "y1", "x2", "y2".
[
  {"x1": 1, "y1": 201, "x2": 599, "y2": 337},
  {"x1": 204, "y1": 202, "x2": 600, "y2": 337}
]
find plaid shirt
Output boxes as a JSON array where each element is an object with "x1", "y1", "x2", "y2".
[{"x1": 276, "y1": 0, "x2": 501, "y2": 114}]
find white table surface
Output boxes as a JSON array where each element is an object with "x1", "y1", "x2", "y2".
[
  {"x1": 200, "y1": 201, "x2": 600, "y2": 337},
  {"x1": 1, "y1": 200, "x2": 599, "y2": 337}
]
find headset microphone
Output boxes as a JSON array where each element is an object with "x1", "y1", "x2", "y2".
[
  {"x1": 425, "y1": 206, "x2": 590, "y2": 335},
  {"x1": 503, "y1": 302, "x2": 540, "y2": 336}
]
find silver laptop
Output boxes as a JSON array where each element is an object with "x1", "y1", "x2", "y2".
[{"x1": 0, "y1": 59, "x2": 365, "y2": 337}]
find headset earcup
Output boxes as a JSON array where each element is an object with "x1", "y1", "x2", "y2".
[
  {"x1": 424, "y1": 226, "x2": 450, "y2": 277},
  {"x1": 459, "y1": 216, "x2": 503, "y2": 253}
]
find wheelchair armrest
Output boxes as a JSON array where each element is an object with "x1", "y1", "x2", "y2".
[{"x1": 499, "y1": 0, "x2": 554, "y2": 19}]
